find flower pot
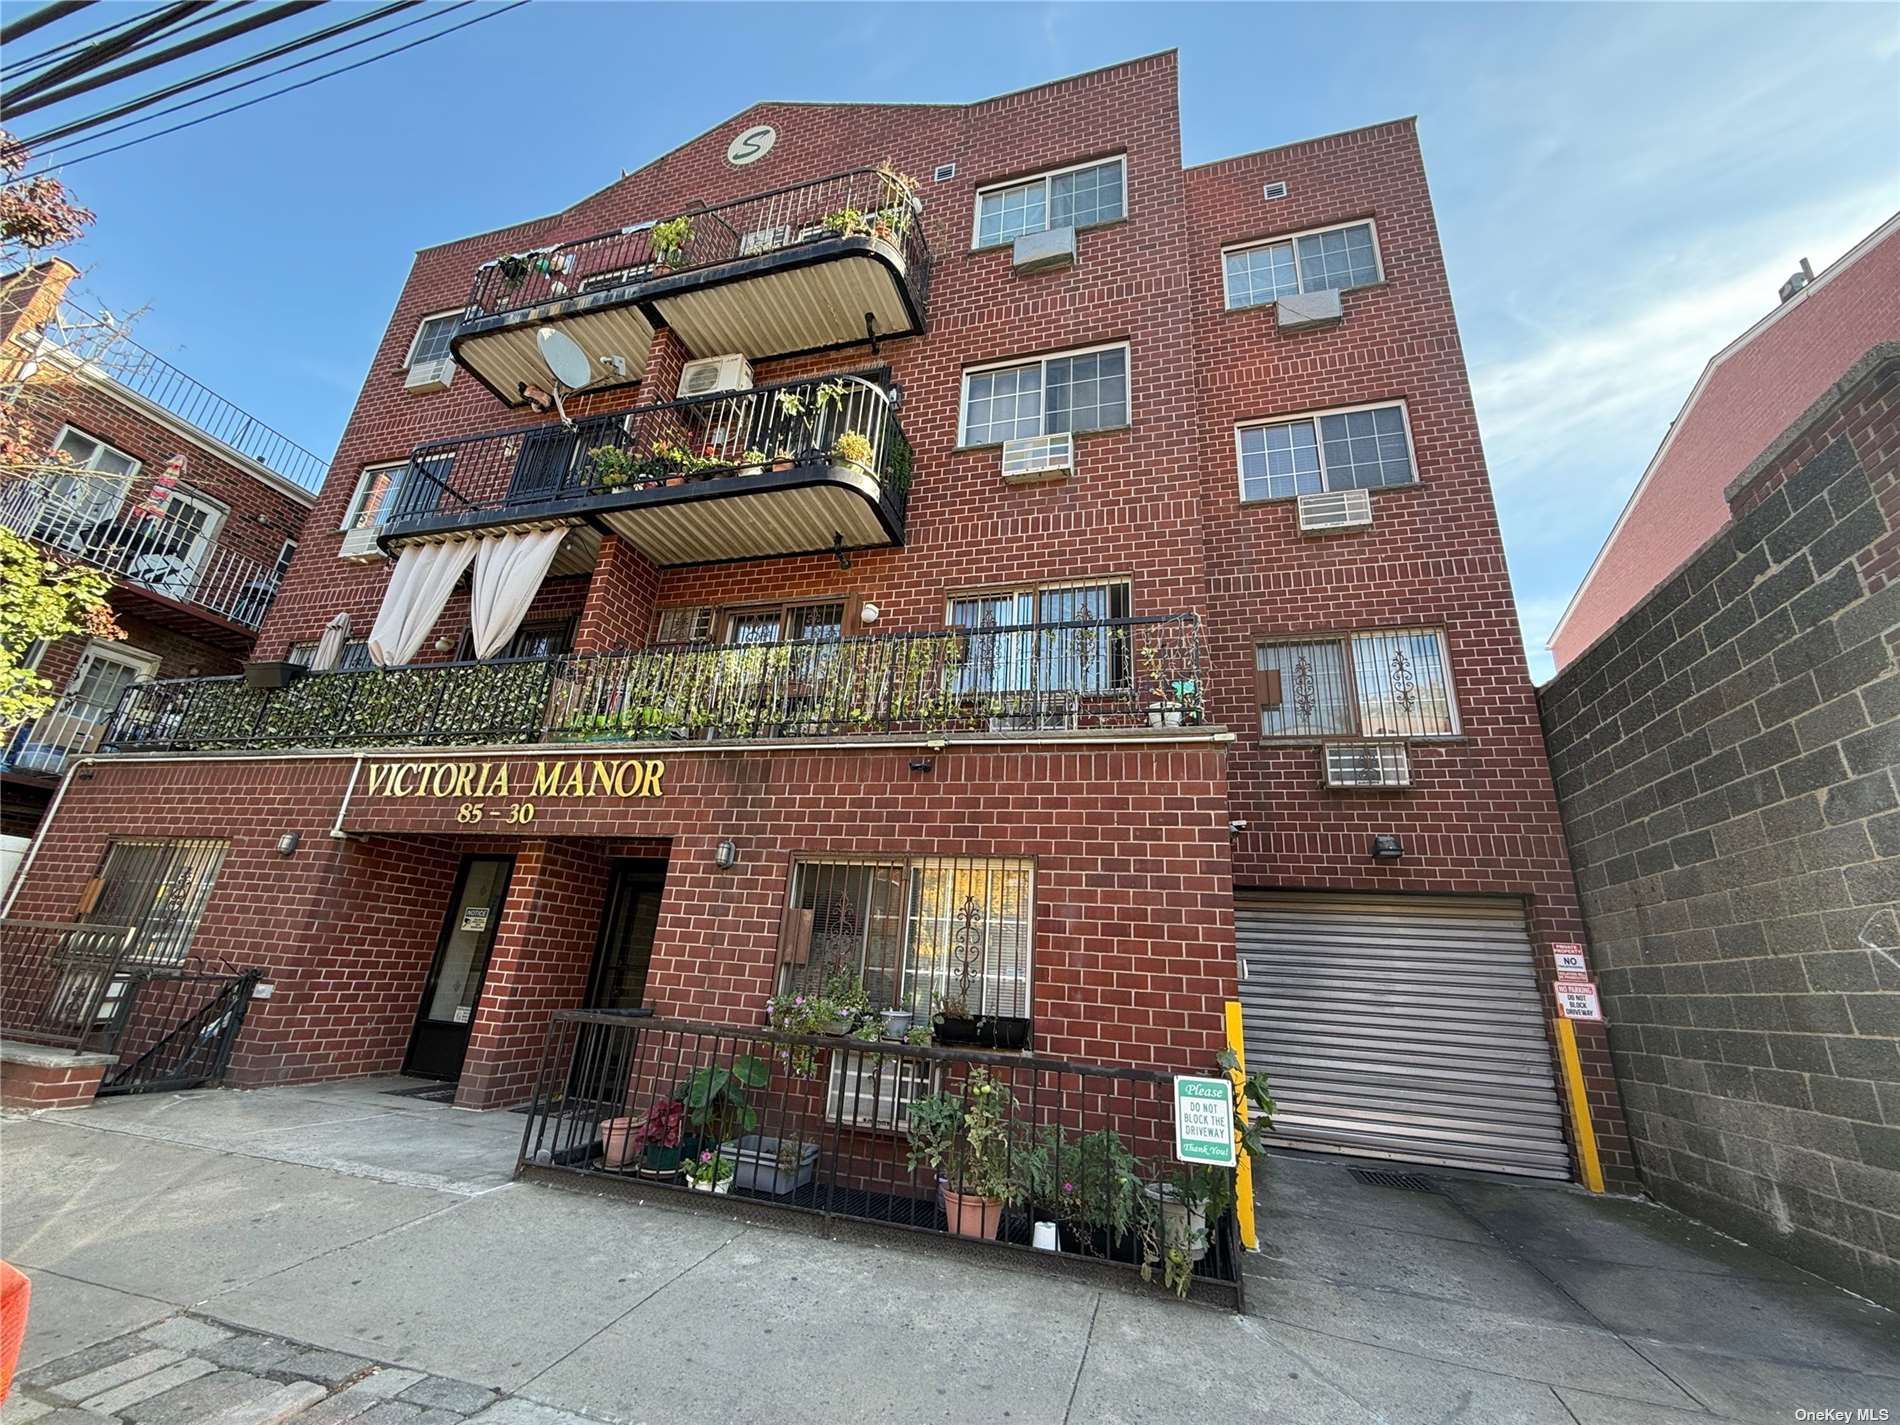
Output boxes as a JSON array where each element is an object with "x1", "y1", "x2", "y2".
[
  {"x1": 726, "y1": 1135, "x2": 818, "y2": 1196},
  {"x1": 823, "y1": 1012, "x2": 854, "y2": 1036},
  {"x1": 598, "y1": 1116, "x2": 639, "y2": 1169},
  {"x1": 880, "y1": 1009, "x2": 914, "y2": 1038},
  {"x1": 1143, "y1": 1182, "x2": 1209, "y2": 1263},
  {"x1": 638, "y1": 1144, "x2": 686, "y2": 1179},
  {"x1": 1146, "y1": 702, "x2": 1185, "y2": 728},
  {"x1": 939, "y1": 1181, "x2": 1005, "y2": 1240},
  {"x1": 933, "y1": 1015, "x2": 984, "y2": 1047},
  {"x1": 690, "y1": 1178, "x2": 732, "y2": 1195}
]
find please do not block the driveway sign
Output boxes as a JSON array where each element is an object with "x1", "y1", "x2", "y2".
[{"x1": 1173, "y1": 1075, "x2": 1236, "y2": 1166}]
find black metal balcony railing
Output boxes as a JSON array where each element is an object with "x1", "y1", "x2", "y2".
[
  {"x1": 517, "y1": 1012, "x2": 1245, "y2": 1308},
  {"x1": 384, "y1": 373, "x2": 912, "y2": 545},
  {"x1": 462, "y1": 166, "x2": 931, "y2": 326},
  {"x1": 100, "y1": 615, "x2": 1204, "y2": 754}
]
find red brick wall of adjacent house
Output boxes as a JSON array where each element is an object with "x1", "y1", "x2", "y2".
[
  {"x1": 4, "y1": 740, "x2": 1237, "y2": 1099},
  {"x1": 1552, "y1": 221, "x2": 1900, "y2": 670}
]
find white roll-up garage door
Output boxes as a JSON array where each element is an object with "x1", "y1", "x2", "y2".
[{"x1": 1236, "y1": 891, "x2": 1571, "y2": 1179}]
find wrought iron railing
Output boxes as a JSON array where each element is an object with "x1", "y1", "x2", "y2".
[
  {"x1": 461, "y1": 166, "x2": 930, "y2": 325},
  {"x1": 0, "y1": 918, "x2": 140, "y2": 1050},
  {"x1": 382, "y1": 373, "x2": 912, "y2": 541},
  {"x1": 96, "y1": 961, "x2": 261, "y2": 1096},
  {"x1": 1, "y1": 478, "x2": 286, "y2": 628},
  {"x1": 517, "y1": 1012, "x2": 1245, "y2": 1308},
  {"x1": 3, "y1": 688, "x2": 122, "y2": 777},
  {"x1": 100, "y1": 615, "x2": 1203, "y2": 753}
]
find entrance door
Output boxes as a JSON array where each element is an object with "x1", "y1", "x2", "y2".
[
  {"x1": 1235, "y1": 891, "x2": 1570, "y2": 1179},
  {"x1": 570, "y1": 861, "x2": 665, "y2": 1102},
  {"x1": 405, "y1": 856, "x2": 515, "y2": 1080}
]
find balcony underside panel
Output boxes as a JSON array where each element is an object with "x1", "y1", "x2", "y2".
[
  {"x1": 456, "y1": 305, "x2": 654, "y2": 408},
  {"x1": 598, "y1": 478, "x2": 894, "y2": 566},
  {"x1": 650, "y1": 251, "x2": 918, "y2": 365}
]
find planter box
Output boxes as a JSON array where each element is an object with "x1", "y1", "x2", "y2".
[
  {"x1": 243, "y1": 661, "x2": 303, "y2": 690},
  {"x1": 726, "y1": 1135, "x2": 818, "y2": 1196},
  {"x1": 933, "y1": 1015, "x2": 1032, "y2": 1051}
]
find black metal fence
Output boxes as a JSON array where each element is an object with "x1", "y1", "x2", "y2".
[
  {"x1": 102, "y1": 615, "x2": 1203, "y2": 753},
  {"x1": 383, "y1": 373, "x2": 911, "y2": 538},
  {"x1": 461, "y1": 165, "x2": 930, "y2": 324},
  {"x1": 95, "y1": 960, "x2": 261, "y2": 1096},
  {"x1": 517, "y1": 1012, "x2": 1245, "y2": 1308},
  {"x1": 0, "y1": 919, "x2": 140, "y2": 1049}
]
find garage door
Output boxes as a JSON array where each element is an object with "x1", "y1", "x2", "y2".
[{"x1": 1235, "y1": 891, "x2": 1571, "y2": 1179}]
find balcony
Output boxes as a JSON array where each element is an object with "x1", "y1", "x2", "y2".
[
  {"x1": 100, "y1": 614, "x2": 1204, "y2": 754},
  {"x1": 381, "y1": 373, "x2": 911, "y2": 568},
  {"x1": 3, "y1": 689, "x2": 120, "y2": 781},
  {"x1": 451, "y1": 167, "x2": 930, "y2": 408},
  {"x1": 0, "y1": 479, "x2": 286, "y2": 645}
]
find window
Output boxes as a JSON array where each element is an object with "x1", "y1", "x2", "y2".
[
  {"x1": 339, "y1": 457, "x2": 454, "y2": 532},
  {"x1": 654, "y1": 606, "x2": 715, "y2": 645},
  {"x1": 973, "y1": 156, "x2": 1125, "y2": 248},
  {"x1": 1236, "y1": 401, "x2": 1415, "y2": 501},
  {"x1": 270, "y1": 539, "x2": 297, "y2": 586},
  {"x1": 288, "y1": 638, "x2": 372, "y2": 671},
  {"x1": 83, "y1": 837, "x2": 227, "y2": 967},
  {"x1": 405, "y1": 312, "x2": 459, "y2": 369},
  {"x1": 948, "y1": 580, "x2": 1130, "y2": 701},
  {"x1": 1255, "y1": 628, "x2": 1459, "y2": 739},
  {"x1": 960, "y1": 344, "x2": 1129, "y2": 446},
  {"x1": 33, "y1": 427, "x2": 138, "y2": 550},
  {"x1": 778, "y1": 855, "x2": 1033, "y2": 1021},
  {"x1": 452, "y1": 617, "x2": 573, "y2": 662},
  {"x1": 1222, "y1": 220, "x2": 1382, "y2": 310}
]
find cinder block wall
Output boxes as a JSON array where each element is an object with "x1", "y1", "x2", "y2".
[{"x1": 1538, "y1": 347, "x2": 1899, "y2": 1306}]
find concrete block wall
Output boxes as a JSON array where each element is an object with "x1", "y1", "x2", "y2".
[{"x1": 1539, "y1": 348, "x2": 1900, "y2": 1305}]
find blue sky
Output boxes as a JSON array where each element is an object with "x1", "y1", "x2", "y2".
[{"x1": 23, "y1": 1, "x2": 1900, "y2": 680}]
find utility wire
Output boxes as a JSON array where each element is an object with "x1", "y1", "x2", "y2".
[
  {"x1": 9, "y1": 0, "x2": 530, "y2": 178},
  {"x1": 0, "y1": 1, "x2": 96, "y2": 48},
  {"x1": 6, "y1": 3, "x2": 254, "y2": 91},
  {"x1": 2, "y1": 2, "x2": 214, "y2": 114},
  {"x1": 4, "y1": 2, "x2": 152, "y2": 79},
  {"x1": 3, "y1": 1, "x2": 325, "y2": 122},
  {"x1": 20, "y1": 0, "x2": 423, "y2": 151}
]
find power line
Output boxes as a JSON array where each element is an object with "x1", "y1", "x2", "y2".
[
  {"x1": 10, "y1": 0, "x2": 530, "y2": 178},
  {"x1": 20, "y1": 0, "x2": 424, "y2": 152},
  {"x1": 0, "y1": 1, "x2": 97, "y2": 48},
  {"x1": 1, "y1": 2, "x2": 214, "y2": 114},
  {"x1": 4, "y1": 2, "x2": 154, "y2": 80},
  {"x1": 3, "y1": 2, "x2": 326, "y2": 123}
]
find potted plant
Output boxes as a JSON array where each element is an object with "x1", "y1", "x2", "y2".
[
  {"x1": 585, "y1": 445, "x2": 638, "y2": 490},
  {"x1": 1039, "y1": 1127, "x2": 1142, "y2": 1258},
  {"x1": 737, "y1": 448, "x2": 769, "y2": 477},
  {"x1": 831, "y1": 430, "x2": 875, "y2": 469},
  {"x1": 650, "y1": 215, "x2": 693, "y2": 270},
  {"x1": 679, "y1": 1054, "x2": 769, "y2": 1145},
  {"x1": 494, "y1": 253, "x2": 533, "y2": 291},
  {"x1": 905, "y1": 1067, "x2": 1025, "y2": 1240},
  {"x1": 766, "y1": 990, "x2": 839, "y2": 1076},
  {"x1": 628, "y1": 1097, "x2": 687, "y2": 1179},
  {"x1": 725, "y1": 1134, "x2": 819, "y2": 1195},
  {"x1": 932, "y1": 994, "x2": 1033, "y2": 1051},
  {"x1": 821, "y1": 206, "x2": 871, "y2": 239},
  {"x1": 880, "y1": 1007, "x2": 914, "y2": 1039},
  {"x1": 684, "y1": 1147, "x2": 736, "y2": 1194}
]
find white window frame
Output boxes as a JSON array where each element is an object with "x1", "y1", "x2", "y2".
[
  {"x1": 339, "y1": 460, "x2": 408, "y2": 533},
  {"x1": 970, "y1": 154, "x2": 1127, "y2": 250},
  {"x1": 1221, "y1": 218, "x2": 1384, "y2": 311},
  {"x1": 158, "y1": 486, "x2": 228, "y2": 575},
  {"x1": 1233, "y1": 398, "x2": 1418, "y2": 503},
  {"x1": 957, "y1": 340, "x2": 1132, "y2": 448},
  {"x1": 41, "y1": 424, "x2": 138, "y2": 536},
  {"x1": 402, "y1": 310, "x2": 462, "y2": 370},
  {"x1": 271, "y1": 538, "x2": 298, "y2": 584}
]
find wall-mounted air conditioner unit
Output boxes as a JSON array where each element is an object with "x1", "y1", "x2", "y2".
[
  {"x1": 828, "y1": 1051, "x2": 937, "y2": 1132},
  {"x1": 1296, "y1": 488, "x2": 1373, "y2": 534},
  {"x1": 1323, "y1": 742, "x2": 1412, "y2": 789},
  {"x1": 404, "y1": 358, "x2": 455, "y2": 394},
  {"x1": 1000, "y1": 431, "x2": 1075, "y2": 482},
  {"x1": 337, "y1": 525, "x2": 383, "y2": 562},
  {"x1": 678, "y1": 354, "x2": 753, "y2": 397},
  {"x1": 1275, "y1": 287, "x2": 1343, "y2": 331}
]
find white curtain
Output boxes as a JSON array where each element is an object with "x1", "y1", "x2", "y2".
[
  {"x1": 309, "y1": 611, "x2": 352, "y2": 671},
  {"x1": 468, "y1": 529, "x2": 566, "y2": 660},
  {"x1": 366, "y1": 539, "x2": 476, "y2": 669}
]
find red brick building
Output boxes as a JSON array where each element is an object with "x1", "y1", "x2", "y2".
[
  {"x1": 1550, "y1": 213, "x2": 1900, "y2": 671},
  {"x1": 1, "y1": 54, "x2": 1631, "y2": 1187},
  {"x1": 1, "y1": 261, "x2": 321, "y2": 844}
]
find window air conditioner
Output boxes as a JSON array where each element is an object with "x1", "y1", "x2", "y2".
[
  {"x1": 1000, "y1": 431, "x2": 1074, "y2": 481},
  {"x1": 337, "y1": 525, "x2": 383, "y2": 562},
  {"x1": 404, "y1": 357, "x2": 455, "y2": 394},
  {"x1": 1275, "y1": 287, "x2": 1343, "y2": 331},
  {"x1": 1296, "y1": 488, "x2": 1373, "y2": 534},
  {"x1": 1323, "y1": 742, "x2": 1412, "y2": 789},
  {"x1": 678, "y1": 354, "x2": 753, "y2": 397},
  {"x1": 828, "y1": 1051, "x2": 937, "y2": 1132}
]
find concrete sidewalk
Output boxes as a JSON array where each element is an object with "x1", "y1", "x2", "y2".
[{"x1": 2, "y1": 1079, "x2": 1895, "y2": 1424}]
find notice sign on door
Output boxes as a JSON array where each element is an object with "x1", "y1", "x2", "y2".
[
  {"x1": 460, "y1": 906, "x2": 492, "y2": 933},
  {"x1": 1555, "y1": 981, "x2": 1604, "y2": 1022},
  {"x1": 1173, "y1": 1075, "x2": 1237, "y2": 1167},
  {"x1": 1551, "y1": 943, "x2": 1590, "y2": 981}
]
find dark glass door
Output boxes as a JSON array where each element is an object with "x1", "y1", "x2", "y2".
[
  {"x1": 405, "y1": 856, "x2": 514, "y2": 1080},
  {"x1": 570, "y1": 861, "x2": 665, "y2": 1101}
]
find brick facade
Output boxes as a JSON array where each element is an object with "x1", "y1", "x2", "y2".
[
  {"x1": 6, "y1": 55, "x2": 1617, "y2": 1187},
  {"x1": 1539, "y1": 346, "x2": 1899, "y2": 1304}
]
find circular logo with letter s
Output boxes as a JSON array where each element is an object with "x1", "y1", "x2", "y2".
[{"x1": 726, "y1": 124, "x2": 776, "y2": 167}]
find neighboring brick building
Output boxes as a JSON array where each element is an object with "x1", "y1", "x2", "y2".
[
  {"x1": 1550, "y1": 213, "x2": 1900, "y2": 671},
  {"x1": 2, "y1": 55, "x2": 1628, "y2": 1189},
  {"x1": 0, "y1": 262, "x2": 322, "y2": 844},
  {"x1": 1540, "y1": 344, "x2": 1899, "y2": 1305}
]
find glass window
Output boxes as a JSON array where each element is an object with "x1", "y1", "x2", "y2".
[
  {"x1": 1223, "y1": 221, "x2": 1380, "y2": 310},
  {"x1": 408, "y1": 313, "x2": 458, "y2": 367},
  {"x1": 84, "y1": 837, "x2": 227, "y2": 967},
  {"x1": 341, "y1": 464, "x2": 405, "y2": 532},
  {"x1": 1237, "y1": 403, "x2": 1413, "y2": 500},
  {"x1": 961, "y1": 347, "x2": 1128, "y2": 446},
  {"x1": 948, "y1": 581, "x2": 1130, "y2": 698},
  {"x1": 779, "y1": 855, "x2": 1034, "y2": 1021},
  {"x1": 1256, "y1": 628, "x2": 1457, "y2": 739},
  {"x1": 974, "y1": 157, "x2": 1124, "y2": 248}
]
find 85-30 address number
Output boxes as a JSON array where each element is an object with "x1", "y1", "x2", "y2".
[{"x1": 455, "y1": 801, "x2": 536, "y2": 825}]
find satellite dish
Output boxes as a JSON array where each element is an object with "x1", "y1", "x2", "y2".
[{"x1": 536, "y1": 328, "x2": 592, "y2": 389}]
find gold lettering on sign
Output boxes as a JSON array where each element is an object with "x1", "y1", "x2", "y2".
[{"x1": 363, "y1": 758, "x2": 667, "y2": 806}]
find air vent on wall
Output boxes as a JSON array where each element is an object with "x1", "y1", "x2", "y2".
[
  {"x1": 1296, "y1": 488, "x2": 1373, "y2": 534},
  {"x1": 1323, "y1": 742, "x2": 1412, "y2": 789},
  {"x1": 1262, "y1": 181, "x2": 1289, "y2": 201},
  {"x1": 934, "y1": 162, "x2": 957, "y2": 182}
]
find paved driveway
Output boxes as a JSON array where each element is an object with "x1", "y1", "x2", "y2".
[{"x1": 1, "y1": 1079, "x2": 1893, "y2": 1424}]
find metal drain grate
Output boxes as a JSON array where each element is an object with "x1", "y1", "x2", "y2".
[
  {"x1": 1348, "y1": 1168, "x2": 1435, "y2": 1192},
  {"x1": 382, "y1": 1082, "x2": 457, "y2": 1104}
]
